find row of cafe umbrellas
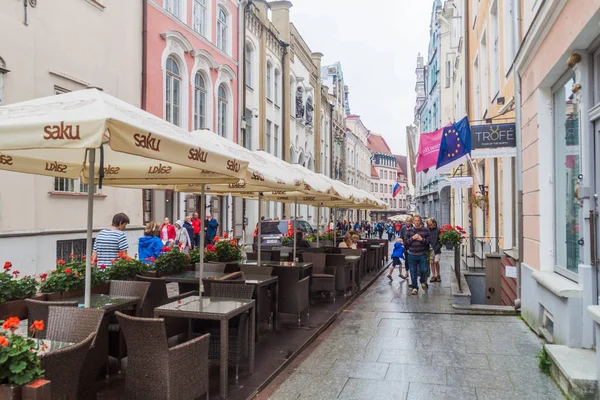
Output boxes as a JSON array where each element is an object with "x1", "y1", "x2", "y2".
[{"x1": 0, "y1": 88, "x2": 387, "y2": 306}]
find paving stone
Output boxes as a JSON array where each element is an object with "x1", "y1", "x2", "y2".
[
  {"x1": 475, "y1": 387, "x2": 565, "y2": 400},
  {"x1": 508, "y1": 369, "x2": 563, "y2": 394},
  {"x1": 269, "y1": 373, "x2": 348, "y2": 400},
  {"x1": 406, "y1": 383, "x2": 477, "y2": 400},
  {"x1": 337, "y1": 378, "x2": 409, "y2": 399},
  {"x1": 367, "y1": 336, "x2": 418, "y2": 350},
  {"x1": 377, "y1": 349, "x2": 433, "y2": 365},
  {"x1": 447, "y1": 367, "x2": 513, "y2": 390},
  {"x1": 333, "y1": 346, "x2": 382, "y2": 362},
  {"x1": 327, "y1": 360, "x2": 390, "y2": 380},
  {"x1": 431, "y1": 351, "x2": 490, "y2": 369},
  {"x1": 385, "y1": 364, "x2": 447, "y2": 384},
  {"x1": 486, "y1": 354, "x2": 539, "y2": 372}
]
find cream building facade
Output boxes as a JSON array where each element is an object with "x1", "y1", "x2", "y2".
[
  {"x1": 345, "y1": 114, "x2": 371, "y2": 221},
  {"x1": 0, "y1": 0, "x2": 144, "y2": 275}
]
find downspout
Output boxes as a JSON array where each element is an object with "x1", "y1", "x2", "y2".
[
  {"x1": 513, "y1": 0, "x2": 523, "y2": 308},
  {"x1": 281, "y1": 42, "x2": 288, "y2": 158},
  {"x1": 141, "y1": 0, "x2": 148, "y2": 110},
  {"x1": 464, "y1": 0, "x2": 475, "y2": 255},
  {"x1": 239, "y1": 1, "x2": 251, "y2": 239}
]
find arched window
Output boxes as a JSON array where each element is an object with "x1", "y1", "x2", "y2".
[
  {"x1": 245, "y1": 43, "x2": 253, "y2": 88},
  {"x1": 193, "y1": 72, "x2": 206, "y2": 130},
  {"x1": 274, "y1": 70, "x2": 280, "y2": 105},
  {"x1": 165, "y1": 56, "x2": 181, "y2": 126},
  {"x1": 290, "y1": 77, "x2": 296, "y2": 117},
  {"x1": 217, "y1": 8, "x2": 228, "y2": 52},
  {"x1": 306, "y1": 97, "x2": 313, "y2": 125},
  {"x1": 266, "y1": 62, "x2": 273, "y2": 100},
  {"x1": 217, "y1": 84, "x2": 227, "y2": 137}
]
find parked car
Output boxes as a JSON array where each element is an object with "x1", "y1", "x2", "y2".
[{"x1": 253, "y1": 219, "x2": 315, "y2": 250}]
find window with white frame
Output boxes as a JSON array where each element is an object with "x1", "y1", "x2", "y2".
[
  {"x1": 480, "y1": 31, "x2": 489, "y2": 110},
  {"x1": 165, "y1": 56, "x2": 181, "y2": 126},
  {"x1": 266, "y1": 120, "x2": 272, "y2": 154},
  {"x1": 245, "y1": 44, "x2": 253, "y2": 88},
  {"x1": 274, "y1": 124, "x2": 279, "y2": 157},
  {"x1": 165, "y1": 0, "x2": 180, "y2": 18},
  {"x1": 380, "y1": 184, "x2": 383, "y2": 192},
  {"x1": 266, "y1": 62, "x2": 273, "y2": 101},
  {"x1": 217, "y1": 84, "x2": 227, "y2": 137},
  {"x1": 503, "y1": 0, "x2": 515, "y2": 76},
  {"x1": 217, "y1": 8, "x2": 228, "y2": 52},
  {"x1": 274, "y1": 70, "x2": 280, "y2": 105},
  {"x1": 473, "y1": 56, "x2": 481, "y2": 120},
  {"x1": 471, "y1": 0, "x2": 478, "y2": 26},
  {"x1": 490, "y1": 0, "x2": 500, "y2": 98},
  {"x1": 193, "y1": 73, "x2": 206, "y2": 130},
  {"x1": 553, "y1": 74, "x2": 580, "y2": 277},
  {"x1": 193, "y1": 0, "x2": 206, "y2": 36}
]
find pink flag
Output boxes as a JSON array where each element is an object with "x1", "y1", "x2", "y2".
[{"x1": 416, "y1": 127, "x2": 444, "y2": 172}]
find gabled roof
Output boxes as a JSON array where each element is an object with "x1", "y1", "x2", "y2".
[
  {"x1": 367, "y1": 133, "x2": 393, "y2": 155},
  {"x1": 394, "y1": 154, "x2": 407, "y2": 176},
  {"x1": 371, "y1": 165, "x2": 380, "y2": 179}
]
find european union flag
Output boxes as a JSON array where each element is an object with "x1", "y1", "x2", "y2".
[{"x1": 436, "y1": 116, "x2": 472, "y2": 169}]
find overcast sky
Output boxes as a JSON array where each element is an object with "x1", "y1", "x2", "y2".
[{"x1": 289, "y1": 0, "x2": 433, "y2": 156}]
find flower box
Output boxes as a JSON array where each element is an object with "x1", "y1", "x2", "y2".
[
  {"x1": 0, "y1": 294, "x2": 47, "y2": 320},
  {"x1": 0, "y1": 379, "x2": 50, "y2": 400}
]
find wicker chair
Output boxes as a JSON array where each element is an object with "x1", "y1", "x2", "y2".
[
  {"x1": 302, "y1": 253, "x2": 336, "y2": 300},
  {"x1": 202, "y1": 277, "x2": 245, "y2": 296},
  {"x1": 107, "y1": 281, "x2": 151, "y2": 374},
  {"x1": 205, "y1": 283, "x2": 254, "y2": 380},
  {"x1": 327, "y1": 254, "x2": 352, "y2": 295},
  {"x1": 340, "y1": 248, "x2": 365, "y2": 284},
  {"x1": 40, "y1": 332, "x2": 95, "y2": 400},
  {"x1": 197, "y1": 262, "x2": 226, "y2": 273},
  {"x1": 46, "y1": 306, "x2": 106, "y2": 399},
  {"x1": 116, "y1": 312, "x2": 210, "y2": 400},
  {"x1": 239, "y1": 265, "x2": 273, "y2": 276},
  {"x1": 275, "y1": 268, "x2": 310, "y2": 325},
  {"x1": 25, "y1": 299, "x2": 78, "y2": 340}
]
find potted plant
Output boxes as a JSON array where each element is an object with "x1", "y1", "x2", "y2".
[
  {"x1": 153, "y1": 247, "x2": 190, "y2": 276},
  {"x1": 0, "y1": 317, "x2": 51, "y2": 399},
  {"x1": 439, "y1": 224, "x2": 466, "y2": 250},
  {"x1": 39, "y1": 259, "x2": 105, "y2": 300},
  {"x1": 104, "y1": 253, "x2": 149, "y2": 281},
  {"x1": 0, "y1": 262, "x2": 39, "y2": 320},
  {"x1": 210, "y1": 236, "x2": 243, "y2": 272},
  {"x1": 470, "y1": 192, "x2": 489, "y2": 211},
  {"x1": 202, "y1": 244, "x2": 220, "y2": 264}
]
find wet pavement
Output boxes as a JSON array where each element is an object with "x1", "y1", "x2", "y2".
[{"x1": 262, "y1": 253, "x2": 564, "y2": 400}]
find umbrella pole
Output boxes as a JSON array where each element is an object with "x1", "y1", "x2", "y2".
[
  {"x1": 293, "y1": 200, "x2": 298, "y2": 262},
  {"x1": 333, "y1": 208, "x2": 336, "y2": 248},
  {"x1": 84, "y1": 149, "x2": 95, "y2": 309},
  {"x1": 316, "y1": 206, "x2": 320, "y2": 248},
  {"x1": 258, "y1": 193, "x2": 262, "y2": 267},
  {"x1": 199, "y1": 184, "x2": 206, "y2": 299}
]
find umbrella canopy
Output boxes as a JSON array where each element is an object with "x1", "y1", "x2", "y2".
[
  {"x1": 0, "y1": 89, "x2": 248, "y2": 183},
  {"x1": 389, "y1": 214, "x2": 412, "y2": 222}
]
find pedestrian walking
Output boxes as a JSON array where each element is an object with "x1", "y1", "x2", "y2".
[
  {"x1": 404, "y1": 215, "x2": 431, "y2": 295},
  {"x1": 183, "y1": 216, "x2": 195, "y2": 249},
  {"x1": 92, "y1": 213, "x2": 130, "y2": 268},
  {"x1": 191, "y1": 212, "x2": 201, "y2": 249},
  {"x1": 387, "y1": 237, "x2": 405, "y2": 281},
  {"x1": 376, "y1": 221, "x2": 384, "y2": 239},
  {"x1": 174, "y1": 220, "x2": 191, "y2": 252},
  {"x1": 399, "y1": 216, "x2": 413, "y2": 280},
  {"x1": 427, "y1": 218, "x2": 442, "y2": 282},
  {"x1": 160, "y1": 217, "x2": 176, "y2": 246},
  {"x1": 205, "y1": 214, "x2": 219, "y2": 245},
  {"x1": 138, "y1": 221, "x2": 164, "y2": 264},
  {"x1": 386, "y1": 223, "x2": 395, "y2": 241},
  {"x1": 394, "y1": 221, "x2": 401, "y2": 236}
]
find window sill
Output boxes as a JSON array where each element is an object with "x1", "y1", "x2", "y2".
[
  {"x1": 532, "y1": 270, "x2": 582, "y2": 298},
  {"x1": 85, "y1": 0, "x2": 105, "y2": 10},
  {"x1": 48, "y1": 191, "x2": 107, "y2": 198}
]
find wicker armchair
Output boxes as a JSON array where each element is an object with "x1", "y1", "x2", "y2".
[
  {"x1": 40, "y1": 332, "x2": 95, "y2": 400},
  {"x1": 116, "y1": 312, "x2": 210, "y2": 400},
  {"x1": 25, "y1": 299, "x2": 78, "y2": 339},
  {"x1": 205, "y1": 283, "x2": 254, "y2": 380},
  {"x1": 327, "y1": 254, "x2": 352, "y2": 294},
  {"x1": 202, "y1": 277, "x2": 245, "y2": 296},
  {"x1": 107, "y1": 281, "x2": 151, "y2": 374},
  {"x1": 46, "y1": 306, "x2": 106, "y2": 399},
  {"x1": 302, "y1": 253, "x2": 336, "y2": 300},
  {"x1": 197, "y1": 262, "x2": 226, "y2": 273},
  {"x1": 275, "y1": 268, "x2": 310, "y2": 325},
  {"x1": 340, "y1": 248, "x2": 365, "y2": 283},
  {"x1": 239, "y1": 265, "x2": 273, "y2": 275}
]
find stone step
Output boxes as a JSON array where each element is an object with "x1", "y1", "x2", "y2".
[{"x1": 545, "y1": 344, "x2": 597, "y2": 400}]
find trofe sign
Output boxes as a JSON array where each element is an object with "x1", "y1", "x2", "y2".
[{"x1": 471, "y1": 123, "x2": 516, "y2": 158}]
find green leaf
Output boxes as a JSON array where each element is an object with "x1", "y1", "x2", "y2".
[{"x1": 9, "y1": 360, "x2": 27, "y2": 374}]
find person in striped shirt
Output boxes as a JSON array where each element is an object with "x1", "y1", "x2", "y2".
[{"x1": 92, "y1": 213, "x2": 130, "y2": 268}]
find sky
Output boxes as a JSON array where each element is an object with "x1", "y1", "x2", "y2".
[{"x1": 289, "y1": 0, "x2": 433, "y2": 156}]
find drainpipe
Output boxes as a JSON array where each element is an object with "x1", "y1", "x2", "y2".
[
  {"x1": 513, "y1": 0, "x2": 523, "y2": 309},
  {"x1": 462, "y1": 0, "x2": 474, "y2": 255},
  {"x1": 141, "y1": 0, "x2": 148, "y2": 110}
]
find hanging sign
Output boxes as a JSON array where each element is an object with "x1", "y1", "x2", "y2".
[
  {"x1": 471, "y1": 123, "x2": 517, "y2": 158},
  {"x1": 450, "y1": 177, "x2": 473, "y2": 189}
]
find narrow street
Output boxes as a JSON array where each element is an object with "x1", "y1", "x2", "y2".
[{"x1": 261, "y1": 254, "x2": 564, "y2": 399}]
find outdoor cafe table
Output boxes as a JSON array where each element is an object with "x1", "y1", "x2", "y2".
[
  {"x1": 14, "y1": 320, "x2": 74, "y2": 355},
  {"x1": 345, "y1": 255, "x2": 362, "y2": 291},
  {"x1": 240, "y1": 260, "x2": 313, "y2": 279},
  {"x1": 162, "y1": 271, "x2": 228, "y2": 293},
  {"x1": 154, "y1": 296, "x2": 255, "y2": 399},
  {"x1": 55, "y1": 294, "x2": 141, "y2": 313}
]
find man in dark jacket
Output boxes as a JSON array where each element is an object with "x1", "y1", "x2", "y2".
[
  {"x1": 183, "y1": 216, "x2": 195, "y2": 249},
  {"x1": 427, "y1": 218, "x2": 442, "y2": 282},
  {"x1": 404, "y1": 215, "x2": 431, "y2": 295}
]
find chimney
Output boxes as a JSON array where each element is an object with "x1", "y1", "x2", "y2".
[
  {"x1": 311, "y1": 52, "x2": 323, "y2": 72},
  {"x1": 269, "y1": 1, "x2": 292, "y2": 42},
  {"x1": 252, "y1": 0, "x2": 269, "y2": 22}
]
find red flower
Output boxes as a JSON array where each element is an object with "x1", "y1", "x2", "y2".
[
  {"x1": 223, "y1": 233, "x2": 229, "y2": 239},
  {"x1": 213, "y1": 236, "x2": 220, "y2": 242},
  {"x1": 161, "y1": 246, "x2": 171, "y2": 253},
  {"x1": 0, "y1": 336, "x2": 8, "y2": 347},
  {"x1": 29, "y1": 320, "x2": 44, "y2": 333},
  {"x1": 149, "y1": 257, "x2": 155, "y2": 263},
  {"x1": 3, "y1": 261, "x2": 11, "y2": 271},
  {"x1": 99, "y1": 264, "x2": 106, "y2": 270},
  {"x1": 64, "y1": 268, "x2": 72, "y2": 274},
  {"x1": 206, "y1": 244, "x2": 215, "y2": 252},
  {"x1": 2, "y1": 317, "x2": 20, "y2": 331},
  {"x1": 82, "y1": 255, "x2": 87, "y2": 260},
  {"x1": 12, "y1": 270, "x2": 19, "y2": 276},
  {"x1": 456, "y1": 226, "x2": 462, "y2": 231},
  {"x1": 111, "y1": 259, "x2": 116, "y2": 264},
  {"x1": 56, "y1": 259, "x2": 66, "y2": 266},
  {"x1": 40, "y1": 273, "x2": 47, "y2": 282}
]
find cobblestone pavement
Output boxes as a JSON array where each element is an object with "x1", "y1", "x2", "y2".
[{"x1": 267, "y1": 254, "x2": 564, "y2": 400}]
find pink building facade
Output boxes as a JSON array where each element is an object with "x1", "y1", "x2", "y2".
[
  {"x1": 515, "y1": 0, "x2": 600, "y2": 377},
  {"x1": 143, "y1": 0, "x2": 240, "y2": 225}
]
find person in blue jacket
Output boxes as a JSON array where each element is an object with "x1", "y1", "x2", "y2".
[
  {"x1": 138, "y1": 221, "x2": 164, "y2": 264},
  {"x1": 205, "y1": 214, "x2": 219, "y2": 245},
  {"x1": 387, "y1": 237, "x2": 405, "y2": 281}
]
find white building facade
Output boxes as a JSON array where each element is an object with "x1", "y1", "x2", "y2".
[{"x1": 0, "y1": 0, "x2": 144, "y2": 275}]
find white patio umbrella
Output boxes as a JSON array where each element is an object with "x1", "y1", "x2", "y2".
[{"x1": 0, "y1": 89, "x2": 248, "y2": 306}]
